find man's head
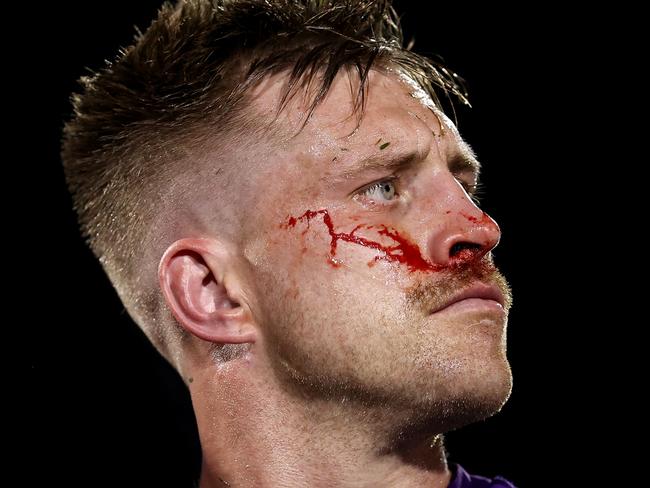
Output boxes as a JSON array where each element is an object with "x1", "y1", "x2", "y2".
[{"x1": 62, "y1": 0, "x2": 513, "y2": 440}]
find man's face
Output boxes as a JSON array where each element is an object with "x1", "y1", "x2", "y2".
[{"x1": 240, "y1": 69, "x2": 513, "y2": 430}]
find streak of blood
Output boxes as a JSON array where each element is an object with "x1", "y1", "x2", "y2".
[{"x1": 283, "y1": 209, "x2": 445, "y2": 272}]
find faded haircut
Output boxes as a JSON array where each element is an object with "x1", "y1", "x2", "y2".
[{"x1": 60, "y1": 0, "x2": 468, "y2": 371}]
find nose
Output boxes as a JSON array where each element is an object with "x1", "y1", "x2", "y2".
[{"x1": 426, "y1": 181, "x2": 501, "y2": 267}]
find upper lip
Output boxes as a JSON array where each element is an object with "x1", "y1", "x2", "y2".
[{"x1": 430, "y1": 282, "x2": 505, "y2": 314}]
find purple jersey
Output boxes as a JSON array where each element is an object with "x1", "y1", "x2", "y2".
[{"x1": 449, "y1": 463, "x2": 517, "y2": 488}]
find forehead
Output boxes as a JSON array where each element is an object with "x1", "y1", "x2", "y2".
[
  {"x1": 252, "y1": 67, "x2": 467, "y2": 161},
  {"x1": 300, "y1": 72, "x2": 456, "y2": 153}
]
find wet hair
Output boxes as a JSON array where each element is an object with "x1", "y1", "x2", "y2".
[{"x1": 60, "y1": 0, "x2": 468, "y2": 370}]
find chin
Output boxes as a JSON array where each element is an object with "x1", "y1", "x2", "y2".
[
  {"x1": 405, "y1": 356, "x2": 514, "y2": 435},
  {"x1": 390, "y1": 368, "x2": 512, "y2": 447},
  {"x1": 443, "y1": 363, "x2": 513, "y2": 432}
]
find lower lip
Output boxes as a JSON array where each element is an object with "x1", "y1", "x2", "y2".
[{"x1": 432, "y1": 298, "x2": 504, "y2": 315}]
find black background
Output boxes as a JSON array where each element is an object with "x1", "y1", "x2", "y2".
[{"x1": 23, "y1": 1, "x2": 593, "y2": 487}]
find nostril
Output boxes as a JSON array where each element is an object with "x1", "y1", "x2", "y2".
[{"x1": 449, "y1": 241, "x2": 482, "y2": 259}]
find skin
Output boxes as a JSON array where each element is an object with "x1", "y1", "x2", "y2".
[{"x1": 158, "y1": 68, "x2": 513, "y2": 487}]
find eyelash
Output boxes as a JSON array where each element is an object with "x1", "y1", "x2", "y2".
[{"x1": 462, "y1": 180, "x2": 484, "y2": 205}]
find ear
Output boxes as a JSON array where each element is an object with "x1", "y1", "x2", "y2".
[{"x1": 158, "y1": 237, "x2": 256, "y2": 344}]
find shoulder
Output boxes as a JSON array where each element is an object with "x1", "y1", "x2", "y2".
[{"x1": 448, "y1": 463, "x2": 517, "y2": 488}]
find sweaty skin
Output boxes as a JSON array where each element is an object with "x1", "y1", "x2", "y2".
[{"x1": 158, "y1": 68, "x2": 513, "y2": 488}]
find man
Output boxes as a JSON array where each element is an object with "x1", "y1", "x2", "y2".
[{"x1": 61, "y1": 0, "x2": 515, "y2": 486}]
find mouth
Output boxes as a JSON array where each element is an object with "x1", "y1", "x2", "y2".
[{"x1": 429, "y1": 282, "x2": 506, "y2": 315}]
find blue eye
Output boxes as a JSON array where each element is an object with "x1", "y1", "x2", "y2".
[{"x1": 357, "y1": 178, "x2": 398, "y2": 205}]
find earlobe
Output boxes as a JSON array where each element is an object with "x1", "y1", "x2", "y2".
[{"x1": 158, "y1": 238, "x2": 256, "y2": 344}]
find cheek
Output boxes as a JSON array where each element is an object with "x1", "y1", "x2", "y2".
[
  {"x1": 263, "y1": 264, "x2": 414, "y2": 371},
  {"x1": 252, "y1": 206, "x2": 444, "y2": 333},
  {"x1": 254, "y1": 220, "x2": 392, "y2": 325}
]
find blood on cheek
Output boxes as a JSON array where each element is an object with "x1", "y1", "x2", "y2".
[{"x1": 281, "y1": 209, "x2": 445, "y2": 273}]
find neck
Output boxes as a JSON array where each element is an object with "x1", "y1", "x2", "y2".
[{"x1": 190, "y1": 350, "x2": 452, "y2": 488}]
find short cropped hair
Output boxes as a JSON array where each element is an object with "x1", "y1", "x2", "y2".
[{"x1": 61, "y1": 0, "x2": 467, "y2": 370}]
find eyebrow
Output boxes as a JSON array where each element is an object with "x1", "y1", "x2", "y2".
[
  {"x1": 327, "y1": 150, "x2": 419, "y2": 182},
  {"x1": 324, "y1": 141, "x2": 481, "y2": 183}
]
